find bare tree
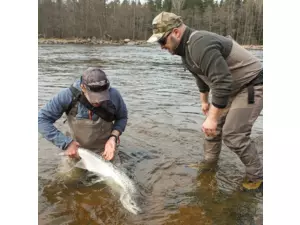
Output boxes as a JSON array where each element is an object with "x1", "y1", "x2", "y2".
[
  {"x1": 172, "y1": 0, "x2": 185, "y2": 15},
  {"x1": 38, "y1": 0, "x2": 263, "y2": 45}
]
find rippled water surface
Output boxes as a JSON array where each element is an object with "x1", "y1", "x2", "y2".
[{"x1": 38, "y1": 44, "x2": 263, "y2": 225}]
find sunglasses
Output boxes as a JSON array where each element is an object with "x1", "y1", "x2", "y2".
[
  {"x1": 81, "y1": 76, "x2": 110, "y2": 92},
  {"x1": 157, "y1": 31, "x2": 172, "y2": 46}
]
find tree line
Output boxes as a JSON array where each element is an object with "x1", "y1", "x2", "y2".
[{"x1": 38, "y1": 0, "x2": 263, "y2": 45}]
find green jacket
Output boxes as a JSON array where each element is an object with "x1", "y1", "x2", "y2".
[{"x1": 177, "y1": 27, "x2": 263, "y2": 108}]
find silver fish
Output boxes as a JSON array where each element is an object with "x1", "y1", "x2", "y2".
[{"x1": 72, "y1": 147, "x2": 142, "y2": 215}]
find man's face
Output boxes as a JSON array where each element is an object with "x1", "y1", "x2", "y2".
[
  {"x1": 80, "y1": 84, "x2": 101, "y2": 107},
  {"x1": 158, "y1": 28, "x2": 181, "y2": 55}
]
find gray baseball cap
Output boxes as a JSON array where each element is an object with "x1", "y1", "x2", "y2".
[{"x1": 81, "y1": 67, "x2": 110, "y2": 103}]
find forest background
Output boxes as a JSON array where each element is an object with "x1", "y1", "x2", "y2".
[{"x1": 38, "y1": 0, "x2": 263, "y2": 45}]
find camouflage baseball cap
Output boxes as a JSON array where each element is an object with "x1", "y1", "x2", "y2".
[{"x1": 147, "y1": 11, "x2": 183, "y2": 43}]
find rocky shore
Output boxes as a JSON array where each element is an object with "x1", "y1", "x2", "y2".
[
  {"x1": 38, "y1": 37, "x2": 146, "y2": 46},
  {"x1": 38, "y1": 37, "x2": 263, "y2": 50}
]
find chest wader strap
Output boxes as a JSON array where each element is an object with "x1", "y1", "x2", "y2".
[
  {"x1": 63, "y1": 85, "x2": 82, "y2": 123},
  {"x1": 247, "y1": 84, "x2": 255, "y2": 104},
  {"x1": 247, "y1": 70, "x2": 263, "y2": 104},
  {"x1": 66, "y1": 86, "x2": 82, "y2": 115}
]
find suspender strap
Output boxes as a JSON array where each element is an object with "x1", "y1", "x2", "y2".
[
  {"x1": 247, "y1": 70, "x2": 263, "y2": 104},
  {"x1": 65, "y1": 85, "x2": 81, "y2": 115}
]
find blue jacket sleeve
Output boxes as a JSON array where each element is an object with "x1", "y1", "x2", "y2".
[
  {"x1": 111, "y1": 89, "x2": 128, "y2": 135},
  {"x1": 38, "y1": 88, "x2": 74, "y2": 150}
]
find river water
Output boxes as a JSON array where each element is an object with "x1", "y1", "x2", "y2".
[{"x1": 38, "y1": 44, "x2": 263, "y2": 225}]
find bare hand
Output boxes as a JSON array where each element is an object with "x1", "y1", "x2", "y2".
[
  {"x1": 202, "y1": 117, "x2": 217, "y2": 137},
  {"x1": 102, "y1": 137, "x2": 116, "y2": 161},
  {"x1": 65, "y1": 141, "x2": 80, "y2": 158},
  {"x1": 201, "y1": 102, "x2": 210, "y2": 116}
]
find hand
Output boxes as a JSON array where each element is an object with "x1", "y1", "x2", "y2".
[
  {"x1": 65, "y1": 141, "x2": 80, "y2": 158},
  {"x1": 102, "y1": 137, "x2": 116, "y2": 161},
  {"x1": 201, "y1": 102, "x2": 210, "y2": 116},
  {"x1": 202, "y1": 117, "x2": 217, "y2": 137}
]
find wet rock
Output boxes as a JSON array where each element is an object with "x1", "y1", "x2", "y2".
[{"x1": 127, "y1": 41, "x2": 135, "y2": 45}]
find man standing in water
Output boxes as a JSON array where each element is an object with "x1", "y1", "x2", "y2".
[
  {"x1": 147, "y1": 12, "x2": 263, "y2": 192},
  {"x1": 38, "y1": 67, "x2": 128, "y2": 164}
]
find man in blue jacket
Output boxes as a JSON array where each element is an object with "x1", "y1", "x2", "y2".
[{"x1": 38, "y1": 67, "x2": 128, "y2": 164}]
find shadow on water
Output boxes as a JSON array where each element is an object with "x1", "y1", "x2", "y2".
[{"x1": 38, "y1": 44, "x2": 263, "y2": 225}]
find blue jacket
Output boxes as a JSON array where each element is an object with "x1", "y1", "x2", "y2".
[{"x1": 38, "y1": 79, "x2": 128, "y2": 150}]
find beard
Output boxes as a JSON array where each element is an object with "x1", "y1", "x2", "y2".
[{"x1": 168, "y1": 36, "x2": 180, "y2": 55}]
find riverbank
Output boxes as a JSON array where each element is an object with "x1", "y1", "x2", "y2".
[
  {"x1": 38, "y1": 38, "x2": 263, "y2": 50},
  {"x1": 38, "y1": 38, "x2": 145, "y2": 46}
]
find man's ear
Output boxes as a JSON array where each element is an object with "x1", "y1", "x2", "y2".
[
  {"x1": 80, "y1": 84, "x2": 86, "y2": 93},
  {"x1": 173, "y1": 28, "x2": 181, "y2": 39}
]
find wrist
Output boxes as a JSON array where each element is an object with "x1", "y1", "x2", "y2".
[
  {"x1": 109, "y1": 134, "x2": 118, "y2": 144},
  {"x1": 207, "y1": 105, "x2": 223, "y2": 121},
  {"x1": 64, "y1": 139, "x2": 74, "y2": 150},
  {"x1": 200, "y1": 92, "x2": 209, "y2": 103},
  {"x1": 207, "y1": 114, "x2": 218, "y2": 122}
]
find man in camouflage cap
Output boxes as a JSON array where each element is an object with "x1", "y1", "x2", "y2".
[
  {"x1": 147, "y1": 12, "x2": 263, "y2": 192},
  {"x1": 147, "y1": 11, "x2": 183, "y2": 43}
]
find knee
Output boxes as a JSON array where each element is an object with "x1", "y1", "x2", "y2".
[{"x1": 222, "y1": 129, "x2": 249, "y2": 150}]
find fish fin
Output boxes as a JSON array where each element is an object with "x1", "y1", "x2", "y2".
[
  {"x1": 92, "y1": 177, "x2": 107, "y2": 184},
  {"x1": 74, "y1": 160, "x2": 86, "y2": 170},
  {"x1": 86, "y1": 172, "x2": 107, "y2": 183},
  {"x1": 119, "y1": 192, "x2": 125, "y2": 201}
]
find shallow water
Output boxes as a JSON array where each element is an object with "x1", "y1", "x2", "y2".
[{"x1": 38, "y1": 44, "x2": 263, "y2": 225}]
